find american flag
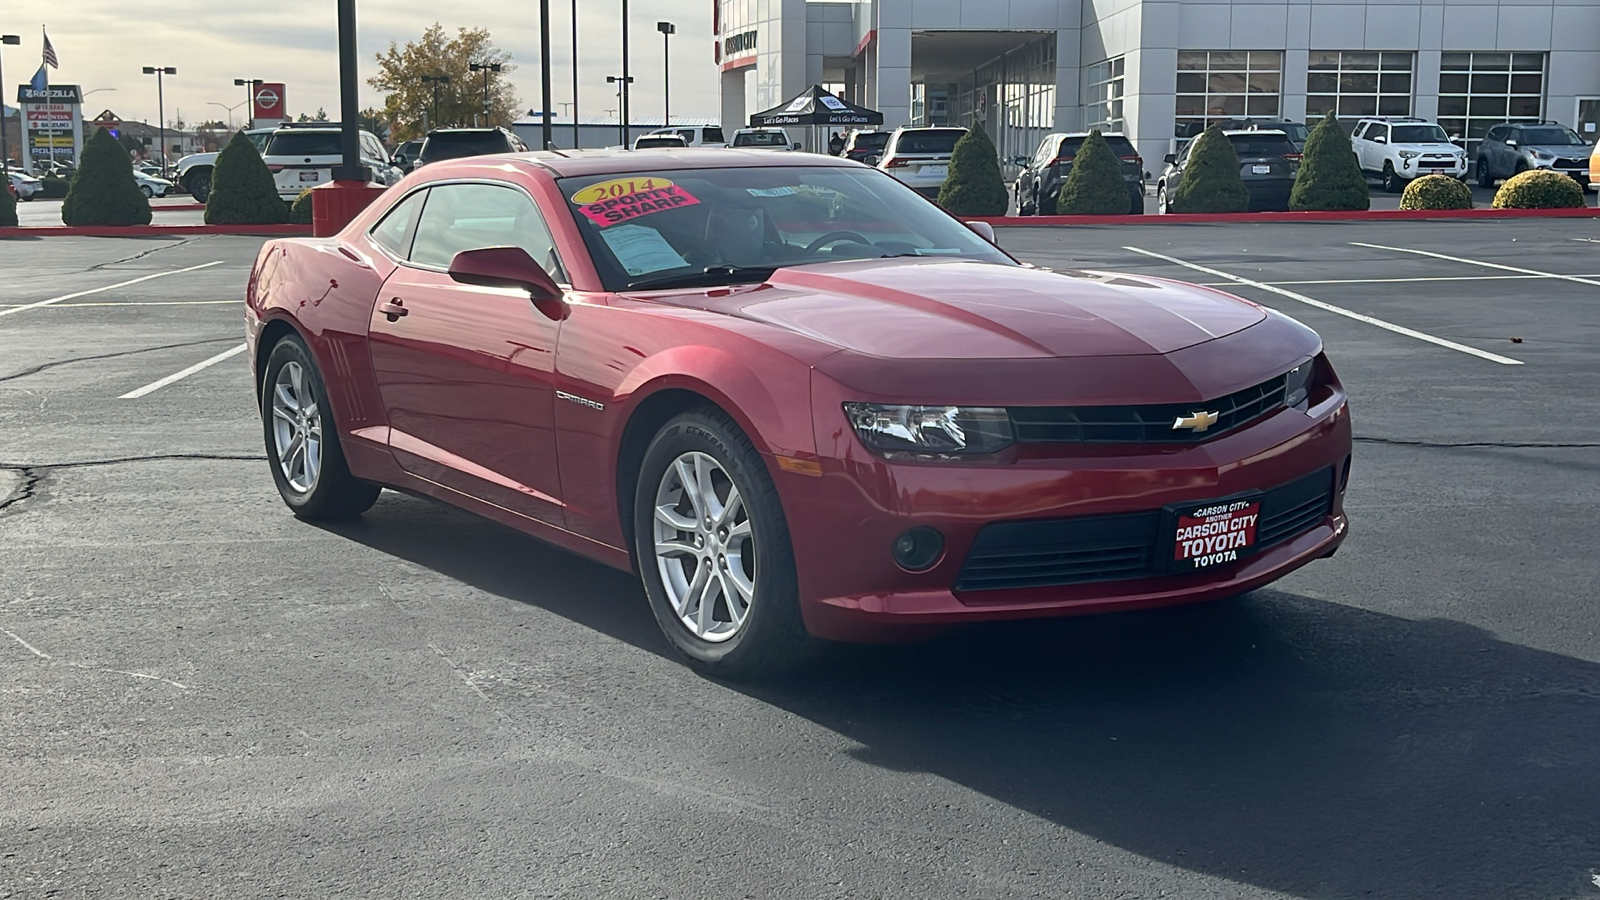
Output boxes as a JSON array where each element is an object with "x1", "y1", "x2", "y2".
[{"x1": 42, "y1": 31, "x2": 58, "y2": 69}]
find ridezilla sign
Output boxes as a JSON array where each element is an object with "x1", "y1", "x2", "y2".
[{"x1": 16, "y1": 83, "x2": 83, "y2": 174}]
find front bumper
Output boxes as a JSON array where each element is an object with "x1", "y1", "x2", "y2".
[
  {"x1": 1398, "y1": 157, "x2": 1468, "y2": 178},
  {"x1": 780, "y1": 389, "x2": 1352, "y2": 643}
]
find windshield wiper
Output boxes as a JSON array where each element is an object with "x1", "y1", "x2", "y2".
[{"x1": 625, "y1": 265, "x2": 779, "y2": 292}]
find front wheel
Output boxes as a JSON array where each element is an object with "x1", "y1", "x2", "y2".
[
  {"x1": 1476, "y1": 158, "x2": 1494, "y2": 188},
  {"x1": 1382, "y1": 162, "x2": 1405, "y2": 193},
  {"x1": 187, "y1": 169, "x2": 212, "y2": 203},
  {"x1": 261, "y1": 335, "x2": 381, "y2": 520},
  {"x1": 634, "y1": 407, "x2": 809, "y2": 678},
  {"x1": 140, "y1": 185, "x2": 154, "y2": 198},
  {"x1": 1156, "y1": 185, "x2": 1170, "y2": 214}
]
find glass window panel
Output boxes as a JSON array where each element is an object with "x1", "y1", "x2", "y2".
[
  {"x1": 1216, "y1": 95, "x2": 1246, "y2": 116},
  {"x1": 1469, "y1": 95, "x2": 1508, "y2": 117},
  {"x1": 1248, "y1": 51, "x2": 1284, "y2": 69},
  {"x1": 1109, "y1": 81, "x2": 1124, "y2": 98},
  {"x1": 1379, "y1": 95, "x2": 1411, "y2": 116},
  {"x1": 1380, "y1": 52, "x2": 1413, "y2": 71},
  {"x1": 1307, "y1": 72, "x2": 1339, "y2": 93},
  {"x1": 1339, "y1": 95, "x2": 1378, "y2": 117},
  {"x1": 1440, "y1": 53, "x2": 1472, "y2": 70},
  {"x1": 1439, "y1": 119, "x2": 1466, "y2": 138},
  {"x1": 1344, "y1": 52, "x2": 1380, "y2": 70},
  {"x1": 1306, "y1": 95, "x2": 1336, "y2": 116},
  {"x1": 1176, "y1": 95, "x2": 1207, "y2": 116},
  {"x1": 1176, "y1": 72, "x2": 1207, "y2": 93},
  {"x1": 1474, "y1": 52, "x2": 1510, "y2": 71},
  {"x1": 1341, "y1": 72, "x2": 1379, "y2": 93},
  {"x1": 1112, "y1": 58, "x2": 1125, "y2": 77},
  {"x1": 1308, "y1": 51, "x2": 1341, "y2": 70},
  {"x1": 1438, "y1": 73, "x2": 1469, "y2": 94},
  {"x1": 1177, "y1": 51, "x2": 1208, "y2": 70},
  {"x1": 1248, "y1": 72, "x2": 1281, "y2": 93},
  {"x1": 1437, "y1": 96, "x2": 1469, "y2": 117},
  {"x1": 1466, "y1": 120, "x2": 1492, "y2": 138},
  {"x1": 1508, "y1": 96, "x2": 1543, "y2": 118},
  {"x1": 1471, "y1": 73, "x2": 1510, "y2": 93},
  {"x1": 1209, "y1": 72, "x2": 1248, "y2": 93},
  {"x1": 1510, "y1": 73, "x2": 1543, "y2": 94},
  {"x1": 1210, "y1": 51, "x2": 1248, "y2": 69},
  {"x1": 1247, "y1": 95, "x2": 1281, "y2": 117},
  {"x1": 1379, "y1": 73, "x2": 1412, "y2": 94},
  {"x1": 1512, "y1": 53, "x2": 1544, "y2": 72}
]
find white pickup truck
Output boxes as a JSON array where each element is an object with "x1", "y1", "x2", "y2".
[{"x1": 174, "y1": 127, "x2": 276, "y2": 203}]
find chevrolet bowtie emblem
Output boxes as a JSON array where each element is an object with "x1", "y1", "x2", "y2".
[{"x1": 1173, "y1": 410, "x2": 1221, "y2": 432}]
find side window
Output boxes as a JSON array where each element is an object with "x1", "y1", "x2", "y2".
[
  {"x1": 361, "y1": 134, "x2": 384, "y2": 162},
  {"x1": 1485, "y1": 126, "x2": 1505, "y2": 143},
  {"x1": 1032, "y1": 138, "x2": 1053, "y2": 168},
  {"x1": 369, "y1": 189, "x2": 428, "y2": 259},
  {"x1": 1353, "y1": 123, "x2": 1370, "y2": 141},
  {"x1": 408, "y1": 182, "x2": 565, "y2": 280},
  {"x1": 1506, "y1": 128, "x2": 1521, "y2": 144}
]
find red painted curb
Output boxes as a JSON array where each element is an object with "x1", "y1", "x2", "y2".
[
  {"x1": 974, "y1": 205, "x2": 1600, "y2": 226},
  {"x1": 0, "y1": 224, "x2": 312, "y2": 238}
]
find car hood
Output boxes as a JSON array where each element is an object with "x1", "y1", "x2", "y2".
[
  {"x1": 1395, "y1": 142, "x2": 1461, "y2": 152},
  {"x1": 1525, "y1": 144, "x2": 1589, "y2": 156},
  {"x1": 651, "y1": 259, "x2": 1267, "y2": 359}
]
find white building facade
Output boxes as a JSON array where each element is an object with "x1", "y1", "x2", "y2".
[{"x1": 716, "y1": 0, "x2": 1600, "y2": 166}]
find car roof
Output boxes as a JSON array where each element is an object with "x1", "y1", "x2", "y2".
[
  {"x1": 445, "y1": 148, "x2": 861, "y2": 178},
  {"x1": 1221, "y1": 129, "x2": 1289, "y2": 136},
  {"x1": 427, "y1": 127, "x2": 505, "y2": 135},
  {"x1": 1058, "y1": 131, "x2": 1129, "y2": 138}
]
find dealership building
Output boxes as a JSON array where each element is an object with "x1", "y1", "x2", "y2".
[{"x1": 716, "y1": 0, "x2": 1600, "y2": 165}]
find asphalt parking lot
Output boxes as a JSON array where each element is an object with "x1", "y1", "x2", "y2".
[{"x1": 2, "y1": 221, "x2": 1597, "y2": 899}]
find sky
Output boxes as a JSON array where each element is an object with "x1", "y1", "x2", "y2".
[{"x1": 3, "y1": 0, "x2": 716, "y2": 128}]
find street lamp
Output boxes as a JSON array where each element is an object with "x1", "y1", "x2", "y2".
[
  {"x1": 421, "y1": 74, "x2": 450, "y2": 132},
  {"x1": 234, "y1": 79, "x2": 263, "y2": 128},
  {"x1": 620, "y1": 0, "x2": 632, "y2": 146},
  {"x1": 1, "y1": 35, "x2": 18, "y2": 175},
  {"x1": 142, "y1": 66, "x2": 178, "y2": 178},
  {"x1": 607, "y1": 75, "x2": 634, "y2": 147},
  {"x1": 656, "y1": 22, "x2": 675, "y2": 128},
  {"x1": 469, "y1": 62, "x2": 503, "y2": 126},
  {"x1": 208, "y1": 100, "x2": 247, "y2": 131},
  {"x1": 570, "y1": 0, "x2": 580, "y2": 149}
]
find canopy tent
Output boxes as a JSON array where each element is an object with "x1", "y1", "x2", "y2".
[{"x1": 748, "y1": 85, "x2": 884, "y2": 129}]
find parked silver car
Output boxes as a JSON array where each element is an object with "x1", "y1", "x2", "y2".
[{"x1": 1475, "y1": 122, "x2": 1592, "y2": 187}]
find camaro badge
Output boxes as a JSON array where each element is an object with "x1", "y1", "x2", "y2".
[
  {"x1": 1173, "y1": 410, "x2": 1221, "y2": 432},
  {"x1": 557, "y1": 391, "x2": 606, "y2": 411}
]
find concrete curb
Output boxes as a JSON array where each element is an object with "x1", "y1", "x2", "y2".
[
  {"x1": 153, "y1": 203, "x2": 207, "y2": 212},
  {"x1": 973, "y1": 205, "x2": 1600, "y2": 227},
  {"x1": 0, "y1": 224, "x2": 312, "y2": 238}
]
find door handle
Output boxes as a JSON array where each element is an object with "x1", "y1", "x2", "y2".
[{"x1": 381, "y1": 298, "x2": 409, "y2": 322}]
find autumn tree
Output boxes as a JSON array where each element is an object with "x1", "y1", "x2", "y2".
[{"x1": 369, "y1": 24, "x2": 519, "y2": 141}]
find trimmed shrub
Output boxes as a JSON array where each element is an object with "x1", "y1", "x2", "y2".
[
  {"x1": 1492, "y1": 169, "x2": 1586, "y2": 209},
  {"x1": 1056, "y1": 129, "x2": 1131, "y2": 215},
  {"x1": 61, "y1": 128, "x2": 152, "y2": 227},
  {"x1": 1399, "y1": 174, "x2": 1473, "y2": 211},
  {"x1": 0, "y1": 180, "x2": 17, "y2": 227},
  {"x1": 1290, "y1": 113, "x2": 1370, "y2": 211},
  {"x1": 1168, "y1": 125, "x2": 1249, "y2": 213},
  {"x1": 39, "y1": 175, "x2": 71, "y2": 199},
  {"x1": 206, "y1": 130, "x2": 289, "y2": 225},
  {"x1": 289, "y1": 189, "x2": 315, "y2": 225},
  {"x1": 937, "y1": 124, "x2": 1008, "y2": 217}
]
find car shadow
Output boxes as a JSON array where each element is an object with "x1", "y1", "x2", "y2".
[{"x1": 322, "y1": 492, "x2": 1600, "y2": 900}]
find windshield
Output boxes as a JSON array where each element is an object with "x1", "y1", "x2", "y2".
[
  {"x1": 265, "y1": 132, "x2": 342, "y2": 157},
  {"x1": 422, "y1": 132, "x2": 513, "y2": 161},
  {"x1": 1391, "y1": 125, "x2": 1452, "y2": 144},
  {"x1": 893, "y1": 130, "x2": 965, "y2": 155},
  {"x1": 1520, "y1": 127, "x2": 1586, "y2": 146},
  {"x1": 848, "y1": 132, "x2": 889, "y2": 151},
  {"x1": 732, "y1": 131, "x2": 789, "y2": 147},
  {"x1": 559, "y1": 166, "x2": 1015, "y2": 291},
  {"x1": 1226, "y1": 135, "x2": 1298, "y2": 157}
]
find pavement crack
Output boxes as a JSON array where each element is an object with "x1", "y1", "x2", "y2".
[
  {"x1": 0, "y1": 466, "x2": 42, "y2": 514},
  {"x1": 1355, "y1": 436, "x2": 1600, "y2": 449},
  {"x1": 0, "y1": 337, "x2": 241, "y2": 384},
  {"x1": 86, "y1": 238, "x2": 194, "y2": 270}
]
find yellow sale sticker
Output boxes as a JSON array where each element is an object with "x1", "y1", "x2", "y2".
[{"x1": 572, "y1": 177, "x2": 676, "y2": 205}]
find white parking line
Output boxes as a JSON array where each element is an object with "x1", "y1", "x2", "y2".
[
  {"x1": 0, "y1": 262, "x2": 226, "y2": 319},
  {"x1": 1350, "y1": 241, "x2": 1600, "y2": 288},
  {"x1": 1123, "y1": 246, "x2": 1525, "y2": 366},
  {"x1": 119, "y1": 343, "x2": 247, "y2": 400}
]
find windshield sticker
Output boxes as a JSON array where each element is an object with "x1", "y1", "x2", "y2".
[
  {"x1": 745, "y1": 186, "x2": 797, "y2": 197},
  {"x1": 574, "y1": 177, "x2": 700, "y2": 228},
  {"x1": 599, "y1": 224, "x2": 690, "y2": 276}
]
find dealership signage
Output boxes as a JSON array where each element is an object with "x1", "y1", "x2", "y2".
[
  {"x1": 15, "y1": 83, "x2": 83, "y2": 172},
  {"x1": 252, "y1": 82, "x2": 288, "y2": 124}
]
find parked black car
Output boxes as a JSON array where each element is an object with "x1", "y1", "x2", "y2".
[
  {"x1": 1014, "y1": 132, "x2": 1144, "y2": 215},
  {"x1": 1157, "y1": 129, "x2": 1301, "y2": 213},
  {"x1": 414, "y1": 128, "x2": 528, "y2": 169},
  {"x1": 841, "y1": 130, "x2": 890, "y2": 164}
]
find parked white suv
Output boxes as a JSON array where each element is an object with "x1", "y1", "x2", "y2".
[
  {"x1": 876, "y1": 126, "x2": 967, "y2": 198},
  {"x1": 645, "y1": 125, "x2": 727, "y2": 147},
  {"x1": 1350, "y1": 117, "x2": 1468, "y2": 192},
  {"x1": 729, "y1": 128, "x2": 796, "y2": 150},
  {"x1": 176, "y1": 127, "x2": 276, "y2": 203},
  {"x1": 260, "y1": 124, "x2": 402, "y2": 201}
]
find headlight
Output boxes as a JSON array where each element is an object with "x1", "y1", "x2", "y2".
[
  {"x1": 1398, "y1": 150, "x2": 1420, "y2": 159},
  {"x1": 844, "y1": 403, "x2": 1014, "y2": 457},
  {"x1": 1533, "y1": 150, "x2": 1555, "y2": 161},
  {"x1": 1284, "y1": 359, "x2": 1315, "y2": 409}
]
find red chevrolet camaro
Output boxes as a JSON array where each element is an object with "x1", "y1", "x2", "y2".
[{"x1": 246, "y1": 148, "x2": 1351, "y2": 676}]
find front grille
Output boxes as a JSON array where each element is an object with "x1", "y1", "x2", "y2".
[
  {"x1": 955, "y1": 466, "x2": 1336, "y2": 592},
  {"x1": 1008, "y1": 374, "x2": 1287, "y2": 445}
]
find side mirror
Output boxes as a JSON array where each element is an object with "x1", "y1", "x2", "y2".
[
  {"x1": 392, "y1": 154, "x2": 407, "y2": 167},
  {"x1": 448, "y1": 247, "x2": 566, "y2": 316},
  {"x1": 866, "y1": 154, "x2": 881, "y2": 166},
  {"x1": 1012, "y1": 156, "x2": 1029, "y2": 167},
  {"x1": 1163, "y1": 153, "x2": 1177, "y2": 165},
  {"x1": 1372, "y1": 135, "x2": 1387, "y2": 144},
  {"x1": 1499, "y1": 138, "x2": 1511, "y2": 147},
  {"x1": 966, "y1": 220, "x2": 996, "y2": 242},
  {"x1": 792, "y1": 143, "x2": 803, "y2": 151}
]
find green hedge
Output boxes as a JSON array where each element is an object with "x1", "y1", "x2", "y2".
[
  {"x1": 1168, "y1": 125, "x2": 1249, "y2": 213},
  {"x1": 1290, "y1": 113, "x2": 1370, "y2": 211},
  {"x1": 0, "y1": 181, "x2": 17, "y2": 227},
  {"x1": 39, "y1": 175, "x2": 71, "y2": 199},
  {"x1": 1056, "y1": 129, "x2": 1130, "y2": 215},
  {"x1": 937, "y1": 125, "x2": 1008, "y2": 217},
  {"x1": 1399, "y1": 174, "x2": 1473, "y2": 210},
  {"x1": 206, "y1": 130, "x2": 289, "y2": 225},
  {"x1": 289, "y1": 189, "x2": 315, "y2": 225},
  {"x1": 62, "y1": 128, "x2": 152, "y2": 227},
  {"x1": 1492, "y1": 169, "x2": 1587, "y2": 209}
]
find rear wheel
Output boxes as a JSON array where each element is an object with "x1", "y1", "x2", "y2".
[
  {"x1": 261, "y1": 335, "x2": 381, "y2": 520},
  {"x1": 186, "y1": 168, "x2": 213, "y2": 203},
  {"x1": 634, "y1": 407, "x2": 809, "y2": 678},
  {"x1": 1382, "y1": 162, "x2": 1405, "y2": 193}
]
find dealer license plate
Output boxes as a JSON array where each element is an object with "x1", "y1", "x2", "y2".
[
  {"x1": 921, "y1": 165, "x2": 947, "y2": 178},
  {"x1": 299, "y1": 170, "x2": 321, "y2": 183},
  {"x1": 1251, "y1": 165, "x2": 1271, "y2": 175},
  {"x1": 1172, "y1": 498, "x2": 1262, "y2": 571}
]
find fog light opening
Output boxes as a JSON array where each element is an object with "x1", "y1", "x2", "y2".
[{"x1": 892, "y1": 527, "x2": 945, "y2": 573}]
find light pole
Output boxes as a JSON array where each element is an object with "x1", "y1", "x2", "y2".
[
  {"x1": 234, "y1": 79, "x2": 263, "y2": 128},
  {"x1": 656, "y1": 22, "x2": 675, "y2": 129},
  {"x1": 620, "y1": 0, "x2": 631, "y2": 146},
  {"x1": 607, "y1": 76, "x2": 634, "y2": 147},
  {"x1": 469, "y1": 62, "x2": 502, "y2": 126},
  {"x1": 570, "y1": 0, "x2": 580, "y2": 148},
  {"x1": 1, "y1": 35, "x2": 18, "y2": 176},
  {"x1": 208, "y1": 100, "x2": 247, "y2": 131},
  {"x1": 539, "y1": 0, "x2": 553, "y2": 150},
  {"x1": 334, "y1": 0, "x2": 360, "y2": 184},
  {"x1": 142, "y1": 66, "x2": 177, "y2": 177},
  {"x1": 421, "y1": 74, "x2": 450, "y2": 132}
]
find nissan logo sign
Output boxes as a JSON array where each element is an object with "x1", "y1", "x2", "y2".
[{"x1": 255, "y1": 88, "x2": 281, "y2": 111}]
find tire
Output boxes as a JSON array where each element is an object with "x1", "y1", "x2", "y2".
[
  {"x1": 1382, "y1": 162, "x2": 1404, "y2": 193},
  {"x1": 186, "y1": 168, "x2": 212, "y2": 204},
  {"x1": 140, "y1": 185, "x2": 154, "y2": 198},
  {"x1": 634, "y1": 407, "x2": 809, "y2": 678},
  {"x1": 260, "y1": 334, "x2": 381, "y2": 520},
  {"x1": 1156, "y1": 184, "x2": 1170, "y2": 214},
  {"x1": 1476, "y1": 158, "x2": 1494, "y2": 188},
  {"x1": 1514, "y1": 160, "x2": 1529, "y2": 175},
  {"x1": 1128, "y1": 189, "x2": 1145, "y2": 215}
]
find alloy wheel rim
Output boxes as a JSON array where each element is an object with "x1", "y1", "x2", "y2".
[
  {"x1": 652, "y1": 451, "x2": 756, "y2": 643},
  {"x1": 270, "y1": 360, "x2": 323, "y2": 494}
]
